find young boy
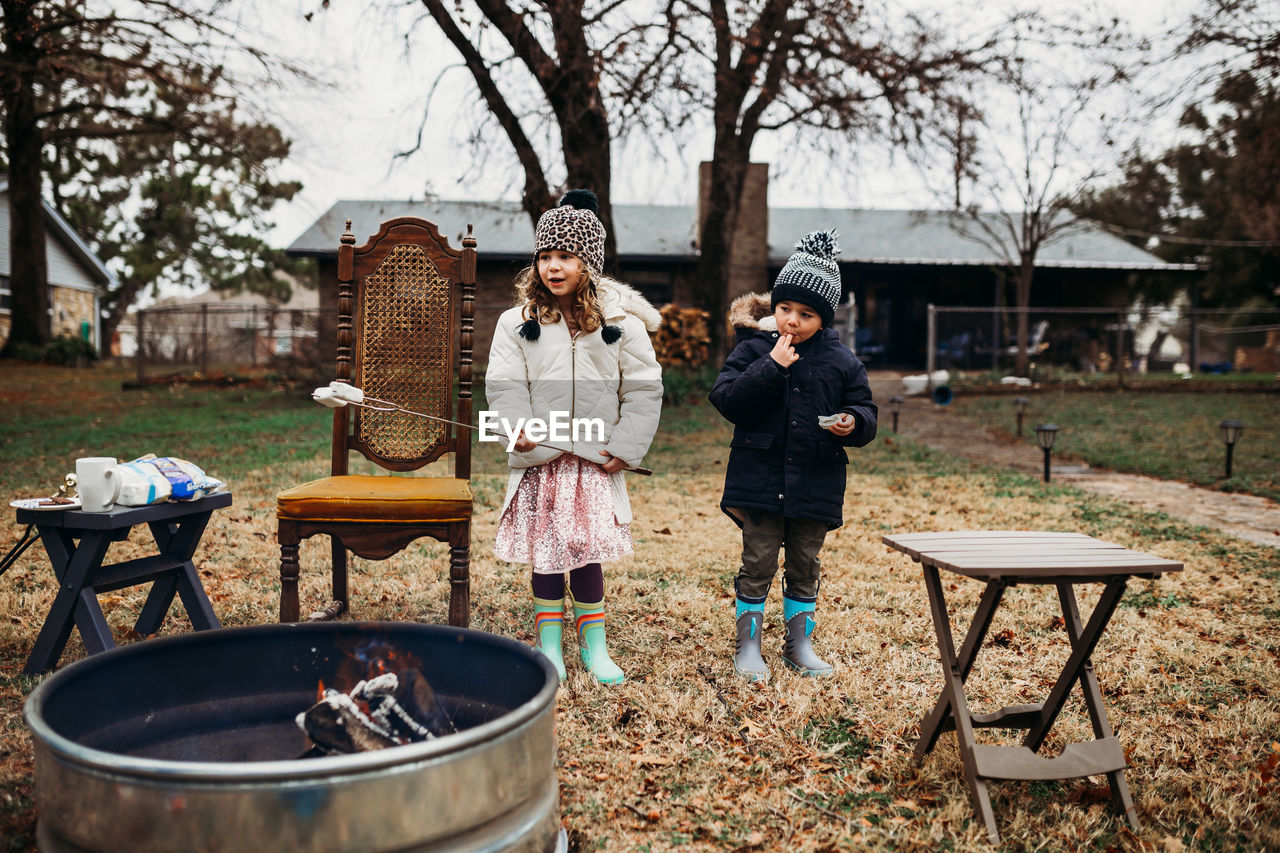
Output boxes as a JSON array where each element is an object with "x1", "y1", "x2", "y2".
[{"x1": 709, "y1": 230, "x2": 877, "y2": 680}]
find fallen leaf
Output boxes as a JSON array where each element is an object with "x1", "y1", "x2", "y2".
[{"x1": 630, "y1": 754, "x2": 675, "y2": 766}]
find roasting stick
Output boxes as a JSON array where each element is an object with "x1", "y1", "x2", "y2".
[{"x1": 313, "y1": 381, "x2": 653, "y2": 476}]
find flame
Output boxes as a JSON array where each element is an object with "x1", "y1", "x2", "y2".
[{"x1": 327, "y1": 637, "x2": 423, "y2": 693}]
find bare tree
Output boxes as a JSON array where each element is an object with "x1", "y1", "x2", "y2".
[
  {"x1": 408, "y1": 0, "x2": 996, "y2": 354},
  {"x1": 1178, "y1": 0, "x2": 1278, "y2": 76},
  {"x1": 653, "y1": 0, "x2": 997, "y2": 357},
  {"x1": 410, "y1": 0, "x2": 679, "y2": 271},
  {"x1": 942, "y1": 19, "x2": 1138, "y2": 375}
]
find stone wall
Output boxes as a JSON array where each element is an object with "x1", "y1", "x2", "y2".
[
  {"x1": 52, "y1": 285, "x2": 96, "y2": 340},
  {"x1": 0, "y1": 284, "x2": 97, "y2": 349}
]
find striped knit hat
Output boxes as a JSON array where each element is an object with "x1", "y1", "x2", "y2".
[{"x1": 770, "y1": 230, "x2": 842, "y2": 326}]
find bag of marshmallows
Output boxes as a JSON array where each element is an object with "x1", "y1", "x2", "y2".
[{"x1": 111, "y1": 454, "x2": 226, "y2": 507}]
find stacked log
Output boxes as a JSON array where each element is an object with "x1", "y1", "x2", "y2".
[
  {"x1": 298, "y1": 670, "x2": 456, "y2": 755},
  {"x1": 653, "y1": 304, "x2": 711, "y2": 367}
]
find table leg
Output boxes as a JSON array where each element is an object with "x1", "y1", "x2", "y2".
[
  {"x1": 1057, "y1": 581, "x2": 1140, "y2": 831},
  {"x1": 921, "y1": 565, "x2": 1002, "y2": 844},
  {"x1": 24, "y1": 529, "x2": 114, "y2": 675},
  {"x1": 1023, "y1": 578, "x2": 1126, "y2": 752},
  {"x1": 136, "y1": 513, "x2": 220, "y2": 633},
  {"x1": 916, "y1": 578, "x2": 1007, "y2": 758},
  {"x1": 44, "y1": 528, "x2": 117, "y2": 655},
  {"x1": 135, "y1": 575, "x2": 179, "y2": 635}
]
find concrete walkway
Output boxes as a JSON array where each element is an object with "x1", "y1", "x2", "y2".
[{"x1": 868, "y1": 371, "x2": 1280, "y2": 550}]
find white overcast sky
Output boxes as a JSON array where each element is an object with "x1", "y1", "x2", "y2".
[{"x1": 239, "y1": 0, "x2": 1202, "y2": 249}]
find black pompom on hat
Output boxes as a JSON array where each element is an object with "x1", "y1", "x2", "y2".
[
  {"x1": 534, "y1": 189, "x2": 607, "y2": 273},
  {"x1": 770, "y1": 230, "x2": 842, "y2": 326}
]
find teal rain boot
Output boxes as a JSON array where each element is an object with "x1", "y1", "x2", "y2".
[
  {"x1": 781, "y1": 594, "x2": 834, "y2": 677},
  {"x1": 532, "y1": 596, "x2": 567, "y2": 682},
  {"x1": 733, "y1": 597, "x2": 770, "y2": 682},
  {"x1": 573, "y1": 599, "x2": 625, "y2": 685}
]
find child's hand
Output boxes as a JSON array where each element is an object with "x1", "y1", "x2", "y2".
[
  {"x1": 770, "y1": 333, "x2": 799, "y2": 367},
  {"x1": 599, "y1": 450, "x2": 628, "y2": 474},
  {"x1": 513, "y1": 432, "x2": 537, "y2": 452},
  {"x1": 826, "y1": 413, "x2": 855, "y2": 436}
]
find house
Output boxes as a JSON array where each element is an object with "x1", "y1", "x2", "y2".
[
  {"x1": 0, "y1": 176, "x2": 117, "y2": 351},
  {"x1": 286, "y1": 165, "x2": 1197, "y2": 367},
  {"x1": 117, "y1": 272, "x2": 318, "y2": 365}
]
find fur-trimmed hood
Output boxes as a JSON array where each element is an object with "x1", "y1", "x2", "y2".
[
  {"x1": 518, "y1": 275, "x2": 662, "y2": 332},
  {"x1": 727, "y1": 292, "x2": 778, "y2": 333}
]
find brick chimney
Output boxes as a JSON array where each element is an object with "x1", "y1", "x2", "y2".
[{"x1": 698, "y1": 162, "x2": 769, "y2": 301}]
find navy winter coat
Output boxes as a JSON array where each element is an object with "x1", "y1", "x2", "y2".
[{"x1": 709, "y1": 293, "x2": 877, "y2": 529}]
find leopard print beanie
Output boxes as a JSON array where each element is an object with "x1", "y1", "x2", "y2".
[{"x1": 534, "y1": 189, "x2": 606, "y2": 273}]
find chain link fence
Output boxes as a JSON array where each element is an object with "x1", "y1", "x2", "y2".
[
  {"x1": 927, "y1": 305, "x2": 1280, "y2": 376},
  {"x1": 128, "y1": 304, "x2": 325, "y2": 384}
]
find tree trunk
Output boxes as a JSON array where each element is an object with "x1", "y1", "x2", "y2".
[
  {"x1": 1014, "y1": 255, "x2": 1034, "y2": 377},
  {"x1": 694, "y1": 149, "x2": 750, "y2": 363},
  {"x1": 543, "y1": 1, "x2": 617, "y2": 274},
  {"x1": 2, "y1": 0, "x2": 52, "y2": 352},
  {"x1": 561, "y1": 110, "x2": 616, "y2": 274}
]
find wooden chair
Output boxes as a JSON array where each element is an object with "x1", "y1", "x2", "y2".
[{"x1": 276, "y1": 217, "x2": 476, "y2": 626}]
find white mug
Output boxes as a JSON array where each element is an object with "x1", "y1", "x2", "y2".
[{"x1": 76, "y1": 457, "x2": 120, "y2": 512}]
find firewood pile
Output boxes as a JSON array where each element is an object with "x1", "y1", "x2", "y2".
[
  {"x1": 298, "y1": 670, "x2": 456, "y2": 755},
  {"x1": 653, "y1": 304, "x2": 711, "y2": 367}
]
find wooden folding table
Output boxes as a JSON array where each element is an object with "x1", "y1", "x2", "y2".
[{"x1": 883, "y1": 530, "x2": 1182, "y2": 844}]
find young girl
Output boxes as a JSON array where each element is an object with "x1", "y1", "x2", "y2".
[{"x1": 486, "y1": 190, "x2": 663, "y2": 685}]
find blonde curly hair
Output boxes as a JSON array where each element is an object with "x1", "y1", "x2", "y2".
[{"x1": 515, "y1": 261, "x2": 604, "y2": 334}]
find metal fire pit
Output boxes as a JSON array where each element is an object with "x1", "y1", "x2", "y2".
[{"x1": 24, "y1": 622, "x2": 562, "y2": 853}]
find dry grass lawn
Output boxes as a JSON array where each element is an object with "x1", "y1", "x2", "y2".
[{"x1": 0, "y1": 366, "x2": 1277, "y2": 852}]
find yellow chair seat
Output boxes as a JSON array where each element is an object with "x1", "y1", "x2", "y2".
[{"x1": 277, "y1": 475, "x2": 473, "y2": 523}]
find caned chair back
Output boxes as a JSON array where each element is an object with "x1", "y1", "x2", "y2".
[{"x1": 334, "y1": 217, "x2": 475, "y2": 478}]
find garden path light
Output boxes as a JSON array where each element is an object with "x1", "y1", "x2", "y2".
[
  {"x1": 1218, "y1": 419, "x2": 1245, "y2": 479},
  {"x1": 1013, "y1": 396, "x2": 1029, "y2": 438},
  {"x1": 1035, "y1": 423, "x2": 1059, "y2": 483},
  {"x1": 888, "y1": 395, "x2": 903, "y2": 434}
]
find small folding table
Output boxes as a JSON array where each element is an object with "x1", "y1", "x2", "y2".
[
  {"x1": 17, "y1": 492, "x2": 231, "y2": 674},
  {"x1": 883, "y1": 530, "x2": 1182, "y2": 844}
]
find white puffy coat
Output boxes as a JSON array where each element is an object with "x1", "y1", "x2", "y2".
[{"x1": 485, "y1": 277, "x2": 663, "y2": 523}]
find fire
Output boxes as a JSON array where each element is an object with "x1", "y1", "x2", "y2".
[{"x1": 327, "y1": 637, "x2": 424, "y2": 693}]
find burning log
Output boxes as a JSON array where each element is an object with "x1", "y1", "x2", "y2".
[{"x1": 298, "y1": 670, "x2": 456, "y2": 755}]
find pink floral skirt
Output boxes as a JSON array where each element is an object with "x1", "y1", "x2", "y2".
[{"x1": 493, "y1": 454, "x2": 633, "y2": 574}]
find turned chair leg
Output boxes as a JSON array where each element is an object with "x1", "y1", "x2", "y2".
[
  {"x1": 279, "y1": 540, "x2": 300, "y2": 623},
  {"x1": 329, "y1": 537, "x2": 349, "y2": 618},
  {"x1": 449, "y1": 525, "x2": 470, "y2": 628}
]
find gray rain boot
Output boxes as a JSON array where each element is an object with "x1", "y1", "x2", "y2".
[
  {"x1": 781, "y1": 594, "x2": 834, "y2": 677},
  {"x1": 734, "y1": 599, "x2": 770, "y2": 682}
]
